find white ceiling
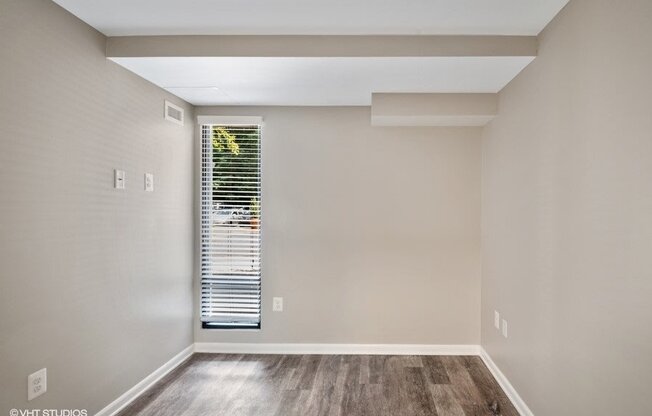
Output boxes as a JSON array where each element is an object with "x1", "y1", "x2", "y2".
[
  {"x1": 111, "y1": 57, "x2": 534, "y2": 106},
  {"x1": 54, "y1": 0, "x2": 569, "y2": 36},
  {"x1": 56, "y1": 0, "x2": 567, "y2": 106}
]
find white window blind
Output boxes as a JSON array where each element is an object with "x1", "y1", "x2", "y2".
[{"x1": 200, "y1": 124, "x2": 262, "y2": 328}]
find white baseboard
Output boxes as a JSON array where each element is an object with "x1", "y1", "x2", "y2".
[
  {"x1": 194, "y1": 342, "x2": 480, "y2": 356},
  {"x1": 479, "y1": 347, "x2": 534, "y2": 416},
  {"x1": 95, "y1": 345, "x2": 194, "y2": 416}
]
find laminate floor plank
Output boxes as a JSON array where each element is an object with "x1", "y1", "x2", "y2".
[
  {"x1": 117, "y1": 354, "x2": 519, "y2": 416},
  {"x1": 313, "y1": 355, "x2": 342, "y2": 391},
  {"x1": 441, "y1": 356, "x2": 494, "y2": 416},
  {"x1": 403, "y1": 367, "x2": 439, "y2": 416},
  {"x1": 430, "y1": 384, "x2": 467, "y2": 416},
  {"x1": 381, "y1": 356, "x2": 409, "y2": 416},
  {"x1": 368, "y1": 355, "x2": 388, "y2": 385},
  {"x1": 422, "y1": 356, "x2": 451, "y2": 385},
  {"x1": 274, "y1": 389, "x2": 302, "y2": 416},
  {"x1": 458, "y1": 356, "x2": 519, "y2": 416},
  {"x1": 359, "y1": 355, "x2": 371, "y2": 385}
]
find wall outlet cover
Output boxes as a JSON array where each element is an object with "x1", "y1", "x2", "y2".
[
  {"x1": 114, "y1": 169, "x2": 126, "y2": 189},
  {"x1": 272, "y1": 297, "x2": 283, "y2": 312},
  {"x1": 28, "y1": 368, "x2": 47, "y2": 401},
  {"x1": 145, "y1": 173, "x2": 154, "y2": 192}
]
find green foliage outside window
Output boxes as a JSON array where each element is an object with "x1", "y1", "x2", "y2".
[{"x1": 211, "y1": 125, "x2": 261, "y2": 212}]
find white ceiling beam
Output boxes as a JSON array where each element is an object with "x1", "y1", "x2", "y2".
[
  {"x1": 106, "y1": 35, "x2": 537, "y2": 58},
  {"x1": 371, "y1": 93, "x2": 498, "y2": 127}
]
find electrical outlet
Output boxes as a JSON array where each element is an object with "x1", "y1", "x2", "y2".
[
  {"x1": 272, "y1": 297, "x2": 283, "y2": 312},
  {"x1": 28, "y1": 368, "x2": 47, "y2": 401},
  {"x1": 494, "y1": 311, "x2": 500, "y2": 329},
  {"x1": 502, "y1": 319, "x2": 508, "y2": 338},
  {"x1": 144, "y1": 173, "x2": 154, "y2": 192}
]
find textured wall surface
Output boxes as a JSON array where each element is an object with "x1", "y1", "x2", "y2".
[
  {"x1": 0, "y1": 0, "x2": 195, "y2": 413},
  {"x1": 195, "y1": 107, "x2": 482, "y2": 345},
  {"x1": 481, "y1": 0, "x2": 652, "y2": 414}
]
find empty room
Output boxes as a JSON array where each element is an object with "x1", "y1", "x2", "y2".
[{"x1": 1, "y1": 0, "x2": 651, "y2": 415}]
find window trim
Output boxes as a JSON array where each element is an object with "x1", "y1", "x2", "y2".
[{"x1": 197, "y1": 116, "x2": 264, "y2": 126}]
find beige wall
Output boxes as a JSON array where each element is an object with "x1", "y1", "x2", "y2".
[
  {"x1": 195, "y1": 107, "x2": 482, "y2": 345},
  {"x1": 481, "y1": 0, "x2": 652, "y2": 414},
  {"x1": 0, "y1": 0, "x2": 194, "y2": 413}
]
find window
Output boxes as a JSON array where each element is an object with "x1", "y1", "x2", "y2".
[{"x1": 200, "y1": 121, "x2": 262, "y2": 329}]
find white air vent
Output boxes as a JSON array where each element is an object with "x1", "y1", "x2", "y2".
[{"x1": 164, "y1": 100, "x2": 184, "y2": 125}]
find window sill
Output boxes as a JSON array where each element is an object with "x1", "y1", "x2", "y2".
[{"x1": 201, "y1": 322, "x2": 261, "y2": 331}]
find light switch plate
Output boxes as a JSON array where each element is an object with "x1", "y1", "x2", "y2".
[
  {"x1": 144, "y1": 173, "x2": 154, "y2": 192},
  {"x1": 272, "y1": 297, "x2": 283, "y2": 312},
  {"x1": 28, "y1": 368, "x2": 46, "y2": 401},
  {"x1": 114, "y1": 169, "x2": 126, "y2": 189},
  {"x1": 502, "y1": 319, "x2": 508, "y2": 338},
  {"x1": 494, "y1": 311, "x2": 500, "y2": 329}
]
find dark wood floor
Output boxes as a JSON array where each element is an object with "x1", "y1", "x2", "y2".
[{"x1": 119, "y1": 354, "x2": 518, "y2": 416}]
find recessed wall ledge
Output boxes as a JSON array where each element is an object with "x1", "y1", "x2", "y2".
[{"x1": 370, "y1": 93, "x2": 498, "y2": 127}]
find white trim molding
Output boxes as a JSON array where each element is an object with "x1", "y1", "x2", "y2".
[
  {"x1": 194, "y1": 343, "x2": 480, "y2": 356},
  {"x1": 197, "y1": 115, "x2": 264, "y2": 126},
  {"x1": 480, "y1": 347, "x2": 535, "y2": 416},
  {"x1": 96, "y1": 345, "x2": 194, "y2": 416}
]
